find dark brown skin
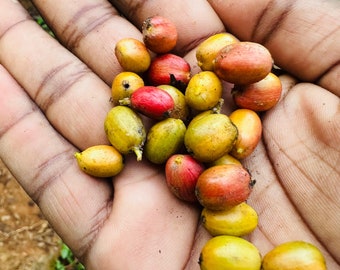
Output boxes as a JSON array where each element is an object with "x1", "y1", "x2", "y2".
[{"x1": 0, "y1": 1, "x2": 339, "y2": 269}]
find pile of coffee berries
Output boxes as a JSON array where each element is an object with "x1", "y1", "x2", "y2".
[{"x1": 75, "y1": 15, "x2": 327, "y2": 270}]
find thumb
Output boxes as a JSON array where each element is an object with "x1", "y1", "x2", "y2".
[{"x1": 208, "y1": 0, "x2": 340, "y2": 96}]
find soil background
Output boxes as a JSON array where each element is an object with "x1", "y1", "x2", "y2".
[
  {"x1": 1, "y1": 1, "x2": 62, "y2": 269},
  {"x1": 0, "y1": 159, "x2": 61, "y2": 270}
]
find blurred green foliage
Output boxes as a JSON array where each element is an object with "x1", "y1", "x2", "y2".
[
  {"x1": 34, "y1": 15, "x2": 55, "y2": 37},
  {"x1": 54, "y1": 243, "x2": 85, "y2": 270}
]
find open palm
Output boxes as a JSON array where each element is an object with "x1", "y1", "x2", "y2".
[{"x1": 0, "y1": 0, "x2": 339, "y2": 269}]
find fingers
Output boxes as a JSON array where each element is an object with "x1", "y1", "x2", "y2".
[
  {"x1": 208, "y1": 0, "x2": 340, "y2": 96},
  {"x1": 111, "y1": 0, "x2": 225, "y2": 53},
  {"x1": 32, "y1": 0, "x2": 142, "y2": 84},
  {"x1": 262, "y1": 82, "x2": 340, "y2": 264},
  {"x1": 0, "y1": 65, "x2": 112, "y2": 259},
  {"x1": 32, "y1": 0, "x2": 225, "y2": 78},
  {"x1": 0, "y1": 0, "x2": 224, "y2": 149},
  {"x1": 0, "y1": 0, "x2": 111, "y2": 149}
]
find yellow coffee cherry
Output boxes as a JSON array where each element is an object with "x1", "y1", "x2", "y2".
[
  {"x1": 201, "y1": 202, "x2": 258, "y2": 237},
  {"x1": 111, "y1": 71, "x2": 144, "y2": 105},
  {"x1": 115, "y1": 38, "x2": 151, "y2": 73},
  {"x1": 104, "y1": 106, "x2": 146, "y2": 161},
  {"x1": 209, "y1": 153, "x2": 242, "y2": 167},
  {"x1": 229, "y1": 108, "x2": 262, "y2": 159},
  {"x1": 144, "y1": 118, "x2": 186, "y2": 164},
  {"x1": 184, "y1": 113, "x2": 238, "y2": 163},
  {"x1": 199, "y1": 235, "x2": 261, "y2": 270},
  {"x1": 262, "y1": 241, "x2": 327, "y2": 270},
  {"x1": 74, "y1": 145, "x2": 124, "y2": 178},
  {"x1": 185, "y1": 71, "x2": 223, "y2": 111},
  {"x1": 158, "y1": 84, "x2": 190, "y2": 121},
  {"x1": 196, "y1": 32, "x2": 239, "y2": 71}
]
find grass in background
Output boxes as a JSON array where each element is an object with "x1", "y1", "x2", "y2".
[
  {"x1": 54, "y1": 243, "x2": 85, "y2": 270},
  {"x1": 34, "y1": 15, "x2": 55, "y2": 37}
]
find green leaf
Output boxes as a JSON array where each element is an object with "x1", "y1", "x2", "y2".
[
  {"x1": 54, "y1": 259, "x2": 65, "y2": 270},
  {"x1": 60, "y1": 243, "x2": 72, "y2": 259}
]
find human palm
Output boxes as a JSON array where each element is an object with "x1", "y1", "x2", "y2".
[{"x1": 0, "y1": 0, "x2": 339, "y2": 269}]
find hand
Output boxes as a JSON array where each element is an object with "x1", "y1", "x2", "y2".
[{"x1": 0, "y1": 0, "x2": 339, "y2": 269}]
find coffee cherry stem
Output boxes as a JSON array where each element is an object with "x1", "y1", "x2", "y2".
[
  {"x1": 212, "y1": 98, "x2": 224, "y2": 114},
  {"x1": 118, "y1": 97, "x2": 131, "y2": 106},
  {"x1": 133, "y1": 146, "x2": 143, "y2": 161}
]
